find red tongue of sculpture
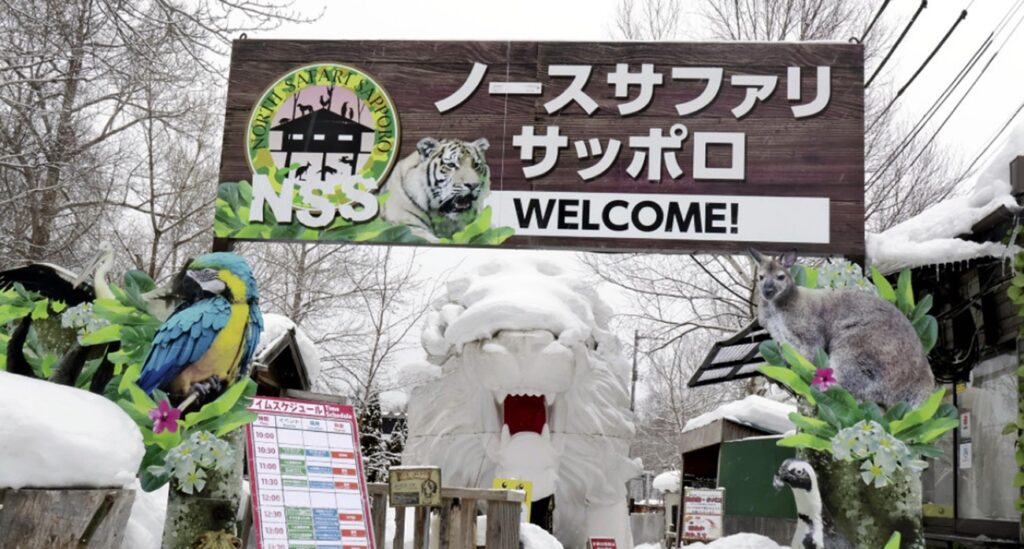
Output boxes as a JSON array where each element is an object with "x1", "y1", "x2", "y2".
[{"x1": 503, "y1": 394, "x2": 546, "y2": 435}]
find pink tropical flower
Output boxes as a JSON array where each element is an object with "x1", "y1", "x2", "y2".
[
  {"x1": 149, "y1": 399, "x2": 181, "y2": 434},
  {"x1": 812, "y1": 368, "x2": 838, "y2": 390}
]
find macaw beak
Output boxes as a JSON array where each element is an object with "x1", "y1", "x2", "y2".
[{"x1": 186, "y1": 268, "x2": 226, "y2": 295}]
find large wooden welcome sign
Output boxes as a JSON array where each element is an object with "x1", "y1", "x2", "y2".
[{"x1": 214, "y1": 40, "x2": 864, "y2": 256}]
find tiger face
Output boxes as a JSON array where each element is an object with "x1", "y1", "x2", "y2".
[{"x1": 415, "y1": 137, "x2": 490, "y2": 218}]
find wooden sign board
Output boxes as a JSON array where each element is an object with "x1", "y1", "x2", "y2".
[
  {"x1": 682, "y1": 487, "x2": 725, "y2": 541},
  {"x1": 246, "y1": 396, "x2": 375, "y2": 549},
  {"x1": 215, "y1": 40, "x2": 863, "y2": 257},
  {"x1": 492, "y1": 477, "x2": 533, "y2": 522},
  {"x1": 388, "y1": 466, "x2": 441, "y2": 507}
]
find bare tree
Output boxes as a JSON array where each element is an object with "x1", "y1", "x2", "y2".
[
  {"x1": 0, "y1": 0, "x2": 313, "y2": 268},
  {"x1": 317, "y1": 247, "x2": 440, "y2": 406},
  {"x1": 612, "y1": 0, "x2": 684, "y2": 40}
]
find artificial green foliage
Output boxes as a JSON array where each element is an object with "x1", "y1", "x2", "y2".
[
  {"x1": 757, "y1": 343, "x2": 958, "y2": 488},
  {"x1": 884, "y1": 531, "x2": 902, "y2": 549},
  {"x1": 214, "y1": 179, "x2": 515, "y2": 246},
  {"x1": 116, "y1": 366, "x2": 258, "y2": 492},
  {"x1": 0, "y1": 284, "x2": 66, "y2": 376}
]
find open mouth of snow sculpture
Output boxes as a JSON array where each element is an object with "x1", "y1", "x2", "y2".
[{"x1": 502, "y1": 393, "x2": 548, "y2": 435}]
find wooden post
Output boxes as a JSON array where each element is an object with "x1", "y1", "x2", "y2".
[
  {"x1": 437, "y1": 497, "x2": 452, "y2": 549},
  {"x1": 485, "y1": 500, "x2": 520, "y2": 549},
  {"x1": 393, "y1": 506, "x2": 406, "y2": 549},
  {"x1": 371, "y1": 491, "x2": 387, "y2": 549},
  {"x1": 0, "y1": 488, "x2": 135, "y2": 548},
  {"x1": 455, "y1": 498, "x2": 477, "y2": 549},
  {"x1": 413, "y1": 506, "x2": 428, "y2": 549}
]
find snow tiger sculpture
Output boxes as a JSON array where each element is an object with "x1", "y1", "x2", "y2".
[{"x1": 402, "y1": 258, "x2": 641, "y2": 549}]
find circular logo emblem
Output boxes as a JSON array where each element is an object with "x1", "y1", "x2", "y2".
[{"x1": 246, "y1": 63, "x2": 399, "y2": 208}]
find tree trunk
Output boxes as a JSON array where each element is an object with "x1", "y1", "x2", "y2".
[
  {"x1": 807, "y1": 451, "x2": 924, "y2": 549},
  {"x1": 161, "y1": 430, "x2": 246, "y2": 549}
]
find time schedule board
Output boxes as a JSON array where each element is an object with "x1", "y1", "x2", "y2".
[{"x1": 246, "y1": 396, "x2": 375, "y2": 549}]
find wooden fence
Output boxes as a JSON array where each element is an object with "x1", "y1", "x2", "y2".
[{"x1": 366, "y1": 483, "x2": 523, "y2": 549}]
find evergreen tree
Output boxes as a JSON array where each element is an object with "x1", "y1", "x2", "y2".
[
  {"x1": 357, "y1": 392, "x2": 388, "y2": 482},
  {"x1": 385, "y1": 417, "x2": 407, "y2": 469}
]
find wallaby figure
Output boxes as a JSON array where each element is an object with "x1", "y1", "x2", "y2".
[
  {"x1": 297, "y1": 103, "x2": 314, "y2": 117},
  {"x1": 751, "y1": 249, "x2": 934, "y2": 406},
  {"x1": 294, "y1": 161, "x2": 312, "y2": 181},
  {"x1": 318, "y1": 164, "x2": 337, "y2": 177}
]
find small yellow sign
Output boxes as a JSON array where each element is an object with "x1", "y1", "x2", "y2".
[
  {"x1": 389, "y1": 466, "x2": 441, "y2": 507},
  {"x1": 492, "y1": 477, "x2": 533, "y2": 522}
]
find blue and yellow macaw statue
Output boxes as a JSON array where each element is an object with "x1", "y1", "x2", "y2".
[{"x1": 138, "y1": 253, "x2": 263, "y2": 404}]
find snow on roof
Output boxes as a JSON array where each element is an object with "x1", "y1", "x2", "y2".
[
  {"x1": 0, "y1": 371, "x2": 144, "y2": 489},
  {"x1": 379, "y1": 390, "x2": 408, "y2": 415},
  {"x1": 867, "y1": 121, "x2": 1023, "y2": 273},
  {"x1": 256, "y1": 313, "x2": 323, "y2": 381},
  {"x1": 653, "y1": 470, "x2": 681, "y2": 494},
  {"x1": 683, "y1": 395, "x2": 795, "y2": 435}
]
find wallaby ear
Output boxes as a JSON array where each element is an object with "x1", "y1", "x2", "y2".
[
  {"x1": 748, "y1": 248, "x2": 765, "y2": 263},
  {"x1": 780, "y1": 249, "x2": 798, "y2": 268},
  {"x1": 417, "y1": 137, "x2": 440, "y2": 159}
]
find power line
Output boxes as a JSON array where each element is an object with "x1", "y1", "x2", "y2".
[
  {"x1": 959, "y1": 97, "x2": 1024, "y2": 178},
  {"x1": 866, "y1": 1, "x2": 1024, "y2": 188},
  {"x1": 861, "y1": 0, "x2": 892, "y2": 43},
  {"x1": 866, "y1": 0, "x2": 928, "y2": 88}
]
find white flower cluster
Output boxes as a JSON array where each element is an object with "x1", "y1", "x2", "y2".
[
  {"x1": 60, "y1": 302, "x2": 111, "y2": 336},
  {"x1": 816, "y1": 261, "x2": 875, "y2": 292},
  {"x1": 831, "y1": 420, "x2": 927, "y2": 488},
  {"x1": 149, "y1": 431, "x2": 235, "y2": 494}
]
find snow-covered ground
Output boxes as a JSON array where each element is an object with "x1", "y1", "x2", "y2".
[
  {"x1": 0, "y1": 371, "x2": 143, "y2": 489},
  {"x1": 867, "y1": 120, "x2": 1024, "y2": 273},
  {"x1": 682, "y1": 395, "x2": 795, "y2": 435}
]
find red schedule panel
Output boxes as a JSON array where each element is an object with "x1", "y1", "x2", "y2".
[{"x1": 246, "y1": 397, "x2": 375, "y2": 549}]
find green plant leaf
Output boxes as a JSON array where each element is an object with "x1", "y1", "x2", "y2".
[
  {"x1": 871, "y1": 267, "x2": 896, "y2": 303},
  {"x1": 80, "y1": 324, "x2": 122, "y2": 345},
  {"x1": 757, "y1": 365, "x2": 815, "y2": 404},
  {"x1": 884, "y1": 531, "x2": 901, "y2": 549},
  {"x1": 912, "y1": 294, "x2": 933, "y2": 322},
  {"x1": 780, "y1": 343, "x2": 816, "y2": 381},
  {"x1": 909, "y1": 444, "x2": 945, "y2": 459},
  {"x1": 1004, "y1": 422, "x2": 1020, "y2": 435},
  {"x1": 891, "y1": 388, "x2": 945, "y2": 435},
  {"x1": 896, "y1": 269, "x2": 915, "y2": 316},
  {"x1": 884, "y1": 402, "x2": 911, "y2": 423},
  {"x1": 860, "y1": 401, "x2": 886, "y2": 429},
  {"x1": 913, "y1": 315, "x2": 939, "y2": 353},
  {"x1": 30, "y1": 299, "x2": 50, "y2": 320},
  {"x1": 898, "y1": 417, "x2": 960, "y2": 443},
  {"x1": 788, "y1": 412, "x2": 838, "y2": 439},
  {"x1": 180, "y1": 378, "x2": 256, "y2": 430},
  {"x1": 758, "y1": 340, "x2": 784, "y2": 367},
  {"x1": 812, "y1": 385, "x2": 862, "y2": 428},
  {"x1": 777, "y1": 433, "x2": 833, "y2": 453}
]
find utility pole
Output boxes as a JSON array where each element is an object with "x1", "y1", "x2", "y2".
[{"x1": 630, "y1": 330, "x2": 639, "y2": 412}]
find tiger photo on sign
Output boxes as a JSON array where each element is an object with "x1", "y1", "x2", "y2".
[{"x1": 378, "y1": 137, "x2": 491, "y2": 241}]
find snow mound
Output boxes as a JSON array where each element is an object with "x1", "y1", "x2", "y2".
[
  {"x1": 436, "y1": 258, "x2": 612, "y2": 351},
  {"x1": 683, "y1": 395, "x2": 795, "y2": 435},
  {"x1": 121, "y1": 482, "x2": 168, "y2": 549},
  {"x1": 0, "y1": 371, "x2": 144, "y2": 488},
  {"x1": 256, "y1": 313, "x2": 323, "y2": 380},
  {"x1": 475, "y1": 516, "x2": 564, "y2": 549},
  {"x1": 867, "y1": 120, "x2": 1024, "y2": 273},
  {"x1": 653, "y1": 470, "x2": 681, "y2": 494},
  {"x1": 685, "y1": 533, "x2": 785, "y2": 548}
]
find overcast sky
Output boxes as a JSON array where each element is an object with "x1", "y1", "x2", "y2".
[{"x1": 254, "y1": 0, "x2": 1024, "y2": 369}]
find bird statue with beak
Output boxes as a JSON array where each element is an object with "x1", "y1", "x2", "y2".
[
  {"x1": 774, "y1": 459, "x2": 825, "y2": 549},
  {"x1": 137, "y1": 253, "x2": 263, "y2": 409}
]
